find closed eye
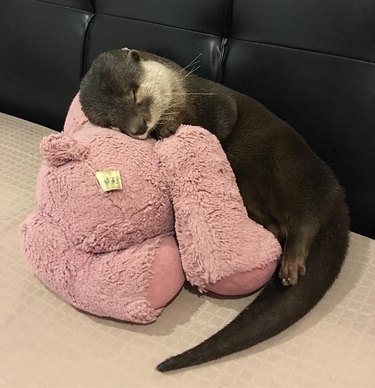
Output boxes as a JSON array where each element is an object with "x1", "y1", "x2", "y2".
[
  {"x1": 132, "y1": 89, "x2": 137, "y2": 103},
  {"x1": 129, "y1": 83, "x2": 139, "y2": 103}
]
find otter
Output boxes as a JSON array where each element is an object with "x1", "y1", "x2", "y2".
[{"x1": 79, "y1": 49, "x2": 350, "y2": 372}]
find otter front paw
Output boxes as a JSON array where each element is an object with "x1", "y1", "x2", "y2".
[
  {"x1": 154, "y1": 126, "x2": 178, "y2": 139},
  {"x1": 278, "y1": 256, "x2": 306, "y2": 286}
]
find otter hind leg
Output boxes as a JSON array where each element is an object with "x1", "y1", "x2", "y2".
[{"x1": 278, "y1": 221, "x2": 319, "y2": 286}]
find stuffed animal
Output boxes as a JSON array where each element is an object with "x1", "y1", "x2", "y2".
[{"x1": 21, "y1": 95, "x2": 281, "y2": 324}]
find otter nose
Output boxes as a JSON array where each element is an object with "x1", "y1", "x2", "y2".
[{"x1": 130, "y1": 121, "x2": 148, "y2": 136}]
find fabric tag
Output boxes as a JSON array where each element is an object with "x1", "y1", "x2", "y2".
[{"x1": 95, "y1": 170, "x2": 123, "y2": 192}]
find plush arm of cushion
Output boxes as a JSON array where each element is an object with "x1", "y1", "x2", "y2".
[{"x1": 156, "y1": 126, "x2": 281, "y2": 295}]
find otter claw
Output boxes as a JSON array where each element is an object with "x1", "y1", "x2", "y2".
[{"x1": 279, "y1": 257, "x2": 306, "y2": 286}]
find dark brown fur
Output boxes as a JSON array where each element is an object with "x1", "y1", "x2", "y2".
[{"x1": 79, "y1": 50, "x2": 350, "y2": 372}]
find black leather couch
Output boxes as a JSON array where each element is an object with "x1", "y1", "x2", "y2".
[{"x1": 1, "y1": 0, "x2": 374, "y2": 238}]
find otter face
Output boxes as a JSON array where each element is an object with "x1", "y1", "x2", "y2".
[{"x1": 79, "y1": 49, "x2": 179, "y2": 140}]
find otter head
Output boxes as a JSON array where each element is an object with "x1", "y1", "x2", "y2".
[{"x1": 79, "y1": 49, "x2": 180, "y2": 140}]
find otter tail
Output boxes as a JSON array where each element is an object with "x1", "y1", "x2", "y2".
[{"x1": 157, "y1": 197, "x2": 349, "y2": 372}]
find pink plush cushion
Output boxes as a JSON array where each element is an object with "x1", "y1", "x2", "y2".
[{"x1": 20, "y1": 94, "x2": 282, "y2": 324}]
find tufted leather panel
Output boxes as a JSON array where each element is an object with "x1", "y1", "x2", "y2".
[
  {"x1": 84, "y1": 0, "x2": 231, "y2": 82},
  {"x1": 94, "y1": 0, "x2": 231, "y2": 36},
  {"x1": 85, "y1": 14, "x2": 223, "y2": 82},
  {"x1": 231, "y1": 0, "x2": 375, "y2": 62},
  {"x1": 0, "y1": 0, "x2": 93, "y2": 130}
]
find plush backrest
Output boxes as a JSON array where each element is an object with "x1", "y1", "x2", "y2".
[{"x1": 0, "y1": 0, "x2": 374, "y2": 237}]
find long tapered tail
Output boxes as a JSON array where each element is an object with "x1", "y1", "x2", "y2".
[{"x1": 157, "y1": 196, "x2": 349, "y2": 372}]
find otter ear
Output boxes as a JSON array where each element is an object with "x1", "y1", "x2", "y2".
[{"x1": 130, "y1": 50, "x2": 140, "y2": 62}]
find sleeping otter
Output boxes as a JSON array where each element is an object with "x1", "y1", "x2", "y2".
[{"x1": 79, "y1": 49, "x2": 350, "y2": 372}]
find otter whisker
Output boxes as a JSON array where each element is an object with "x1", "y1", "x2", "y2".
[
  {"x1": 165, "y1": 93, "x2": 216, "y2": 96},
  {"x1": 149, "y1": 67, "x2": 163, "y2": 96},
  {"x1": 158, "y1": 113, "x2": 179, "y2": 121},
  {"x1": 184, "y1": 65, "x2": 201, "y2": 78},
  {"x1": 178, "y1": 53, "x2": 203, "y2": 75}
]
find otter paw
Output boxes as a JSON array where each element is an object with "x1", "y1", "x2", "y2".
[
  {"x1": 278, "y1": 256, "x2": 306, "y2": 286},
  {"x1": 155, "y1": 126, "x2": 178, "y2": 139}
]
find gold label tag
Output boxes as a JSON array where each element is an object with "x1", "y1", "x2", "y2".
[{"x1": 95, "y1": 170, "x2": 123, "y2": 192}]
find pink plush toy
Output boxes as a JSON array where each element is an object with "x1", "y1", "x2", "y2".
[{"x1": 21, "y1": 96, "x2": 281, "y2": 324}]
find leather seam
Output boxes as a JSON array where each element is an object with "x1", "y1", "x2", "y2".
[{"x1": 227, "y1": 37, "x2": 375, "y2": 65}]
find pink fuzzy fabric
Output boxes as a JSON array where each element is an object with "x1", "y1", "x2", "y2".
[
  {"x1": 156, "y1": 127, "x2": 280, "y2": 294},
  {"x1": 21, "y1": 95, "x2": 281, "y2": 323}
]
